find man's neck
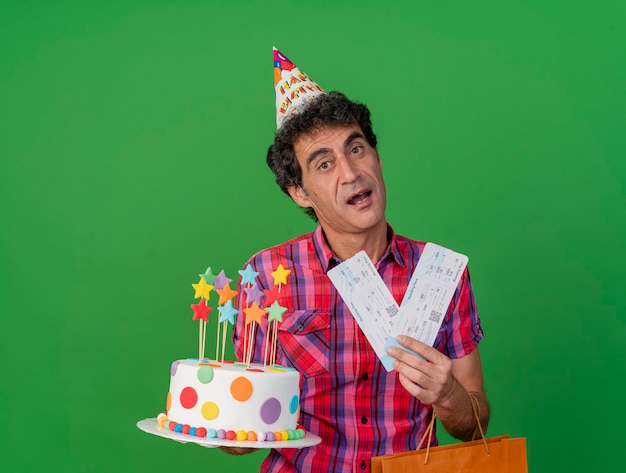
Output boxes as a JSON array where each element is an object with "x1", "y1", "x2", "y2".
[{"x1": 322, "y1": 221, "x2": 390, "y2": 265}]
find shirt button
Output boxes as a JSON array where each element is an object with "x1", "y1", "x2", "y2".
[
  {"x1": 361, "y1": 373, "x2": 369, "y2": 381},
  {"x1": 297, "y1": 324, "x2": 305, "y2": 332},
  {"x1": 360, "y1": 460, "x2": 367, "y2": 470},
  {"x1": 361, "y1": 416, "x2": 368, "y2": 424}
]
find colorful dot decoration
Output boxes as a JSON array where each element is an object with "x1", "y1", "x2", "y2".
[
  {"x1": 259, "y1": 397, "x2": 282, "y2": 424},
  {"x1": 180, "y1": 387, "x2": 198, "y2": 409},
  {"x1": 201, "y1": 401, "x2": 219, "y2": 420},
  {"x1": 197, "y1": 366, "x2": 214, "y2": 383},
  {"x1": 230, "y1": 376, "x2": 253, "y2": 401},
  {"x1": 289, "y1": 395, "x2": 299, "y2": 414},
  {"x1": 164, "y1": 361, "x2": 304, "y2": 442},
  {"x1": 177, "y1": 365, "x2": 298, "y2": 421},
  {"x1": 157, "y1": 412, "x2": 307, "y2": 442}
]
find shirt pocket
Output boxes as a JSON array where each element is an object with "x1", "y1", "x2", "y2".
[{"x1": 278, "y1": 310, "x2": 331, "y2": 379}]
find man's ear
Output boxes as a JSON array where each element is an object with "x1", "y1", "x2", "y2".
[{"x1": 287, "y1": 184, "x2": 312, "y2": 209}]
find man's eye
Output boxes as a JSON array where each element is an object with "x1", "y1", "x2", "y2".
[
  {"x1": 319, "y1": 161, "x2": 330, "y2": 170},
  {"x1": 351, "y1": 146, "x2": 363, "y2": 154}
]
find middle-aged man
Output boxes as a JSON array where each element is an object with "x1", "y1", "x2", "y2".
[{"x1": 224, "y1": 49, "x2": 489, "y2": 473}]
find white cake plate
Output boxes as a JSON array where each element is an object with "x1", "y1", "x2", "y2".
[{"x1": 137, "y1": 418, "x2": 322, "y2": 449}]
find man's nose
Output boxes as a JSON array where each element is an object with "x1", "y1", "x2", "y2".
[{"x1": 337, "y1": 155, "x2": 358, "y2": 183}]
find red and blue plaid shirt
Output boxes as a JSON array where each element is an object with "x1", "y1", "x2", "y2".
[{"x1": 233, "y1": 225, "x2": 483, "y2": 472}]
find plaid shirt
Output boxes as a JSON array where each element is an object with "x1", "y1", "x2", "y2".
[{"x1": 233, "y1": 225, "x2": 483, "y2": 473}]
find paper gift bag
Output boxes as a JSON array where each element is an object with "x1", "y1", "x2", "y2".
[
  {"x1": 371, "y1": 434, "x2": 528, "y2": 473},
  {"x1": 371, "y1": 393, "x2": 528, "y2": 473}
]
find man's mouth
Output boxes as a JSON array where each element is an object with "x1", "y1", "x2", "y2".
[{"x1": 347, "y1": 191, "x2": 372, "y2": 205}]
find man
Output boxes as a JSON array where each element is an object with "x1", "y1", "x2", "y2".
[{"x1": 224, "y1": 52, "x2": 489, "y2": 472}]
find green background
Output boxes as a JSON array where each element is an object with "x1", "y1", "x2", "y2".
[{"x1": 1, "y1": 0, "x2": 624, "y2": 471}]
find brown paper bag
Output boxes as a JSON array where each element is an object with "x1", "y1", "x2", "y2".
[
  {"x1": 371, "y1": 393, "x2": 528, "y2": 473},
  {"x1": 371, "y1": 434, "x2": 528, "y2": 473}
]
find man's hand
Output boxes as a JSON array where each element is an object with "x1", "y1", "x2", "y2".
[
  {"x1": 387, "y1": 335, "x2": 456, "y2": 406},
  {"x1": 219, "y1": 446, "x2": 258, "y2": 455},
  {"x1": 387, "y1": 334, "x2": 490, "y2": 441}
]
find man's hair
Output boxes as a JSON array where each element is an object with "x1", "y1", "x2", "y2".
[{"x1": 266, "y1": 91, "x2": 378, "y2": 220}]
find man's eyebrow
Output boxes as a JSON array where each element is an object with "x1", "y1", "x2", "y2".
[
  {"x1": 306, "y1": 147, "x2": 331, "y2": 168},
  {"x1": 344, "y1": 131, "x2": 366, "y2": 147},
  {"x1": 305, "y1": 131, "x2": 367, "y2": 168}
]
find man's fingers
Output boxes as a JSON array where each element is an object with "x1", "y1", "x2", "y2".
[{"x1": 396, "y1": 335, "x2": 445, "y2": 363}]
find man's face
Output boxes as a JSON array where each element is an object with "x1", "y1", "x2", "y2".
[{"x1": 288, "y1": 125, "x2": 387, "y2": 239}]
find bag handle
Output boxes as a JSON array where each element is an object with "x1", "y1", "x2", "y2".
[
  {"x1": 468, "y1": 391, "x2": 490, "y2": 455},
  {"x1": 416, "y1": 391, "x2": 490, "y2": 465}
]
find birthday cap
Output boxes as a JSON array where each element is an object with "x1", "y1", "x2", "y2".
[{"x1": 274, "y1": 47, "x2": 325, "y2": 129}]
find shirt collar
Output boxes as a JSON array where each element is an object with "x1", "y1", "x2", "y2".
[{"x1": 312, "y1": 223, "x2": 406, "y2": 273}]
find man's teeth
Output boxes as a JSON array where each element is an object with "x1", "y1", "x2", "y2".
[{"x1": 349, "y1": 192, "x2": 369, "y2": 204}]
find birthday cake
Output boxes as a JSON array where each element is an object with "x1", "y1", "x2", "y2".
[
  {"x1": 158, "y1": 359, "x2": 303, "y2": 442},
  {"x1": 154, "y1": 264, "x2": 307, "y2": 443}
]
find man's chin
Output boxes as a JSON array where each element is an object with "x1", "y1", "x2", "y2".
[{"x1": 344, "y1": 212, "x2": 386, "y2": 233}]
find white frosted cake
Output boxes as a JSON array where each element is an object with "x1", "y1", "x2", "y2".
[{"x1": 157, "y1": 358, "x2": 305, "y2": 442}]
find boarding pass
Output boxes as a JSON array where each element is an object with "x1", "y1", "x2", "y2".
[{"x1": 327, "y1": 243, "x2": 468, "y2": 371}]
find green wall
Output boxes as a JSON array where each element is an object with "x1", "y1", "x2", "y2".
[{"x1": 2, "y1": 1, "x2": 624, "y2": 471}]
